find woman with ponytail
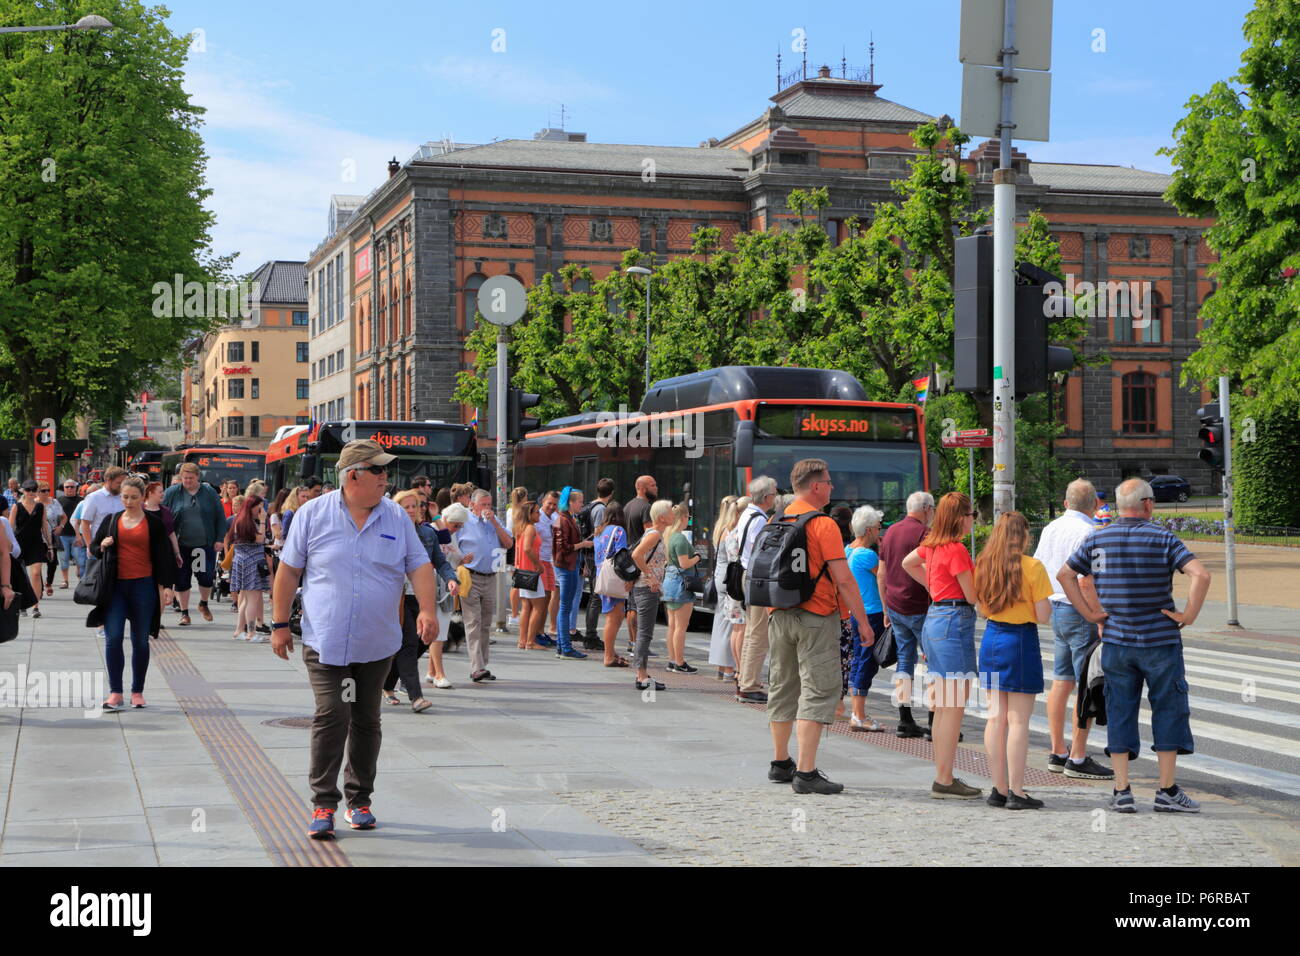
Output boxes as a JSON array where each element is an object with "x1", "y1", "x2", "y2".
[{"x1": 974, "y1": 511, "x2": 1054, "y2": 810}]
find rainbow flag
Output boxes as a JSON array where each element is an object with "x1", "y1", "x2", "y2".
[
  {"x1": 912, "y1": 376, "x2": 930, "y2": 404},
  {"x1": 469, "y1": 409, "x2": 478, "y2": 433}
]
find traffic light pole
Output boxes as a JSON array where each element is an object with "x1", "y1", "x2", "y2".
[
  {"x1": 1220, "y1": 375, "x2": 1239, "y2": 627},
  {"x1": 991, "y1": 2, "x2": 1019, "y2": 520},
  {"x1": 495, "y1": 327, "x2": 509, "y2": 632}
]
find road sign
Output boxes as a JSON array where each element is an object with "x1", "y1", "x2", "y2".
[
  {"x1": 959, "y1": 0, "x2": 1053, "y2": 71},
  {"x1": 943, "y1": 428, "x2": 994, "y2": 448},
  {"x1": 476, "y1": 275, "x2": 527, "y2": 327},
  {"x1": 961, "y1": 63, "x2": 1052, "y2": 141}
]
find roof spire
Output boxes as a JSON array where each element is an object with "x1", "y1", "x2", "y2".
[
  {"x1": 801, "y1": 26, "x2": 807, "y2": 79},
  {"x1": 776, "y1": 46, "x2": 781, "y2": 93},
  {"x1": 841, "y1": 46, "x2": 846, "y2": 78},
  {"x1": 869, "y1": 33, "x2": 875, "y2": 85}
]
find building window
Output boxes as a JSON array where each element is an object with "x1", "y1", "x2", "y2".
[
  {"x1": 778, "y1": 151, "x2": 808, "y2": 165},
  {"x1": 297, "y1": 378, "x2": 309, "y2": 400},
  {"x1": 292, "y1": 310, "x2": 308, "y2": 326},
  {"x1": 464, "y1": 273, "x2": 486, "y2": 331},
  {"x1": 227, "y1": 341, "x2": 244, "y2": 362},
  {"x1": 251, "y1": 341, "x2": 259, "y2": 362},
  {"x1": 1139, "y1": 291, "x2": 1164, "y2": 344},
  {"x1": 296, "y1": 415, "x2": 310, "y2": 425},
  {"x1": 1121, "y1": 372, "x2": 1157, "y2": 434},
  {"x1": 228, "y1": 378, "x2": 244, "y2": 399},
  {"x1": 251, "y1": 378, "x2": 259, "y2": 399},
  {"x1": 250, "y1": 416, "x2": 260, "y2": 438},
  {"x1": 297, "y1": 342, "x2": 309, "y2": 362},
  {"x1": 327, "y1": 353, "x2": 336, "y2": 375},
  {"x1": 226, "y1": 416, "x2": 244, "y2": 437}
]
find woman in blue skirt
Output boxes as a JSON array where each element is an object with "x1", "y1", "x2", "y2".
[{"x1": 974, "y1": 511, "x2": 1054, "y2": 810}]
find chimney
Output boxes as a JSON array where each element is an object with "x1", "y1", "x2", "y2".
[
  {"x1": 386, "y1": 156, "x2": 400, "y2": 178},
  {"x1": 817, "y1": 64, "x2": 831, "y2": 78}
]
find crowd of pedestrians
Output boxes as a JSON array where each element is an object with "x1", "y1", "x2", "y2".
[{"x1": 4, "y1": 441, "x2": 1212, "y2": 838}]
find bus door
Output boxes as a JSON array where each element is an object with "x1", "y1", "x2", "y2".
[{"x1": 573, "y1": 456, "x2": 598, "y2": 501}]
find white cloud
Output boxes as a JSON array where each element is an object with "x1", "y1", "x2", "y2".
[
  {"x1": 184, "y1": 61, "x2": 412, "y2": 270},
  {"x1": 423, "y1": 54, "x2": 616, "y2": 108}
]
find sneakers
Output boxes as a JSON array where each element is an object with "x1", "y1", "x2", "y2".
[
  {"x1": 768, "y1": 758, "x2": 796, "y2": 783},
  {"x1": 432, "y1": 676, "x2": 453, "y2": 689},
  {"x1": 248, "y1": 634, "x2": 269, "y2": 644},
  {"x1": 635, "y1": 679, "x2": 665, "y2": 692},
  {"x1": 534, "y1": 634, "x2": 557, "y2": 648},
  {"x1": 895, "y1": 719, "x2": 925, "y2": 739},
  {"x1": 254, "y1": 623, "x2": 272, "y2": 635},
  {"x1": 344, "y1": 806, "x2": 376, "y2": 829},
  {"x1": 1063, "y1": 756, "x2": 1114, "y2": 780},
  {"x1": 1153, "y1": 785, "x2": 1201, "y2": 813},
  {"x1": 508, "y1": 616, "x2": 520, "y2": 628},
  {"x1": 557, "y1": 648, "x2": 588, "y2": 660},
  {"x1": 1006, "y1": 791, "x2": 1045, "y2": 810},
  {"x1": 470, "y1": 670, "x2": 496, "y2": 682},
  {"x1": 308, "y1": 807, "x2": 335, "y2": 839},
  {"x1": 735, "y1": 690, "x2": 769, "y2": 704},
  {"x1": 666, "y1": 661, "x2": 698, "y2": 674},
  {"x1": 930, "y1": 778, "x2": 982, "y2": 799},
  {"x1": 987, "y1": 787, "x2": 1007, "y2": 808},
  {"x1": 1109, "y1": 788, "x2": 1137, "y2": 813},
  {"x1": 792, "y1": 769, "x2": 844, "y2": 794},
  {"x1": 1047, "y1": 753, "x2": 1070, "y2": 773},
  {"x1": 850, "y1": 714, "x2": 882, "y2": 732}
]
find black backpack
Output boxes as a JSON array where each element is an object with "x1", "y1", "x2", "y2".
[
  {"x1": 575, "y1": 501, "x2": 596, "y2": 540},
  {"x1": 724, "y1": 512, "x2": 763, "y2": 603},
  {"x1": 744, "y1": 507, "x2": 834, "y2": 609}
]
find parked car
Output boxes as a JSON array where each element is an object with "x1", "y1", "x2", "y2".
[{"x1": 1148, "y1": 474, "x2": 1191, "y2": 502}]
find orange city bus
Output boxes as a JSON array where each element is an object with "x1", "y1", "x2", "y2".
[
  {"x1": 160, "y1": 446, "x2": 267, "y2": 493},
  {"x1": 512, "y1": 366, "x2": 937, "y2": 608}
]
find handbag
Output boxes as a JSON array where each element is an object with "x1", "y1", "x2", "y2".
[
  {"x1": 511, "y1": 567, "x2": 540, "y2": 591},
  {"x1": 74, "y1": 517, "x2": 117, "y2": 607},
  {"x1": 595, "y1": 557, "x2": 630, "y2": 598},
  {"x1": 220, "y1": 545, "x2": 234, "y2": 572},
  {"x1": 611, "y1": 546, "x2": 641, "y2": 582},
  {"x1": 870, "y1": 622, "x2": 898, "y2": 669}
]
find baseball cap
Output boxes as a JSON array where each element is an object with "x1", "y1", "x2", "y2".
[{"x1": 337, "y1": 439, "x2": 397, "y2": 472}]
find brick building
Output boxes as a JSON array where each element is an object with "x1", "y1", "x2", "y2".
[{"x1": 311, "y1": 65, "x2": 1217, "y2": 493}]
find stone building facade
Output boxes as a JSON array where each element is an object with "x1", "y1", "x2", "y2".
[{"x1": 309, "y1": 66, "x2": 1217, "y2": 493}]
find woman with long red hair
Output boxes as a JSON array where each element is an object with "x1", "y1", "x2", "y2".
[
  {"x1": 974, "y1": 511, "x2": 1053, "y2": 809},
  {"x1": 902, "y1": 492, "x2": 981, "y2": 800},
  {"x1": 225, "y1": 494, "x2": 270, "y2": 642}
]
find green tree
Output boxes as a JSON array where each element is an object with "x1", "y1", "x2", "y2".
[{"x1": 0, "y1": 0, "x2": 221, "y2": 440}]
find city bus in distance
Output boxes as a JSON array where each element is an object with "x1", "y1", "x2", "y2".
[
  {"x1": 160, "y1": 446, "x2": 267, "y2": 492},
  {"x1": 127, "y1": 450, "x2": 165, "y2": 479},
  {"x1": 512, "y1": 366, "x2": 938, "y2": 607},
  {"x1": 264, "y1": 420, "x2": 487, "y2": 497}
]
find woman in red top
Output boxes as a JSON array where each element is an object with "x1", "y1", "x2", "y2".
[
  {"x1": 89, "y1": 477, "x2": 175, "y2": 710},
  {"x1": 902, "y1": 492, "x2": 981, "y2": 800},
  {"x1": 513, "y1": 500, "x2": 549, "y2": 651}
]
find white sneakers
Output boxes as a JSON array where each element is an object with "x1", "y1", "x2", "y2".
[{"x1": 424, "y1": 675, "x2": 454, "y2": 689}]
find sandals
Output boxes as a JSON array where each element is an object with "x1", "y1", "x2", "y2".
[
  {"x1": 384, "y1": 692, "x2": 402, "y2": 706},
  {"x1": 604, "y1": 656, "x2": 630, "y2": 668},
  {"x1": 411, "y1": 698, "x2": 432, "y2": 713}
]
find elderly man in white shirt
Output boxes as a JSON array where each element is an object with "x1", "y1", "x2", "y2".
[
  {"x1": 736, "y1": 475, "x2": 778, "y2": 703},
  {"x1": 1033, "y1": 478, "x2": 1113, "y2": 780}
]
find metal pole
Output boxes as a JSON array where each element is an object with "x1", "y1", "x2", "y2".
[
  {"x1": 495, "y1": 329, "x2": 509, "y2": 631},
  {"x1": 643, "y1": 277, "x2": 651, "y2": 397},
  {"x1": 992, "y1": 0, "x2": 1018, "y2": 520},
  {"x1": 1220, "y1": 375, "x2": 1239, "y2": 627},
  {"x1": 969, "y1": 445, "x2": 977, "y2": 556},
  {"x1": 1047, "y1": 377, "x2": 1055, "y2": 520}
]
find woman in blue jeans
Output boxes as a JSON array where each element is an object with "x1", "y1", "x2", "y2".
[
  {"x1": 845, "y1": 505, "x2": 886, "y2": 732},
  {"x1": 553, "y1": 487, "x2": 594, "y2": 660},
  {"x1": 88, "y1": 477, "x2": 175, "y2": 710}
]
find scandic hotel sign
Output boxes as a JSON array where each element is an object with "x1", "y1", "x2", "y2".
[{"x1": 355, "y1": 245, "x2": 371, "y2": 280}]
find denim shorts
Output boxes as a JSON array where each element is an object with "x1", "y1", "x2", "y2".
[
  {"x1": 887, "y1": 608, "x2": 926, "y2": 679},
  {"x1": 920, "y1": 604, "x2": 977, "y2": 679},
  {"x1": 978, "y1": 619, "x2": 1045, "y2": 694},
  {"x1": 1051, "y1": 602, "x2": 1098, "y2": 681},
  {"x1": 1102, "y1": 641, "x2": 1195, "y2": 759}
]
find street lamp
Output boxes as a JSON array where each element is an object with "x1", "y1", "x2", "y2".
[
  {"x1": 626, "y1": 265, "x2": 652, "y2": 396},
  {"x1": 0, "y1": 15, "x2": 114, "y2": 33}
]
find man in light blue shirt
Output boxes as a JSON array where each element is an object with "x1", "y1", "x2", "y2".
[
  {"x1": 271, "y1": 439, "x2": 438, "y2": 840},
  {"x1": 453, "y1": 489, "x2": 513, "y2": 682}
]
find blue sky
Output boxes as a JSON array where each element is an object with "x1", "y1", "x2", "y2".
[{"x1": 165, "y1": 0, "x2": 1257, "y2": 270}]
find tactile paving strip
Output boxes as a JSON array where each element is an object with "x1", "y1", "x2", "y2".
[{"x1": 152, "y1": 633, "x2": 350, "y2": 866}]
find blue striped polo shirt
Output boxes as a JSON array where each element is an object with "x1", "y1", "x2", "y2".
[{"x1": 1065, "y1": 517, "x2": 1195, "y2": 648}]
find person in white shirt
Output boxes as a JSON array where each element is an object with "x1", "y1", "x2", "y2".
[
  {"x1": 79, "y1": 467, "x2": 127, "y2": 547},
  {"x1": 1033, "y1": 478, "x2": 1113, "y2": 780},
  {"x1": 736, "y1": 475, "x2": 778, "y2": 703}
]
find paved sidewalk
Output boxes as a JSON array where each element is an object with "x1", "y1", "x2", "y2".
[{"x1": 0, "y1": 589, "x2": 1293, "y2": 866}]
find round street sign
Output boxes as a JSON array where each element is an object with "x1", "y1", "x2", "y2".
[{"x1": 476, "y1": 275, "x2": 527, "y2": 327}]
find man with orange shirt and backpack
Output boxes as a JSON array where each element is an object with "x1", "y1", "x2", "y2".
[{"x1": 754, "y1": 459, "x2": 874, "y2": 795}]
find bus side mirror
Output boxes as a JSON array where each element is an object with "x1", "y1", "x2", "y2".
[
  {"x1": 928, "y1": 451, "x2": 942, "y2": 491},
  {"x1": 734, "y1": 420, "x2": 754, "y2": 468}
]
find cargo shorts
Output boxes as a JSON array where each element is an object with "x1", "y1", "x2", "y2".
[{"x1": 767, "y1": 607, "x2": 842, "y2": 725}]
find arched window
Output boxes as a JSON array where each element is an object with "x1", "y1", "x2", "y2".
[
  {"x1": 464, "y1": 274, "x2": 486, "y2": 333},
  {"x1": 1122, "y1": 372, "x2": 1157, "y2": 434}
]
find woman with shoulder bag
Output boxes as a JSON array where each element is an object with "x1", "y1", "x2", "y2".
[
  {"x1": 592, "y1": 500, "x2": 631, "y2": 668},
  {"x1": 707, "y1": 496, "x2": 744, "y2": 681},
  {"x1": 630, "y1": 499, "x2": 673, "y2": 692},
  {"x1": 512, "y1": 499, "x2": 549, "y2": 651},
  {"x1": 661, "y1": 502, "x2": 700, "y2": 674},
  {"x1": 89, "y1": 477, "x2": 175, "y2": 710},
  {"x1": 8, "y1": 480, "x2": 50, "y2": 618},
  {"x1": 226, "y1": 495, "x2": 270, "y2": 642}
]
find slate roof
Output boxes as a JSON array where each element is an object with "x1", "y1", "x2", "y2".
[
  {"x1": 415, "y1": 139, "x2": 751, "y2": 178},
  {"x1": 248, "y1": 260, "x2": 307, "y2": 304},
  {"x1": 774, "y1": 89, "x2": 936, "y2": 124},
  {"x1": 1028, "y1": 162, "x2": 1171, "y2": 195}
]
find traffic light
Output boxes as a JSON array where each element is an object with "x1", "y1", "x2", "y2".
[
  {"x1": 508, "y1": 388, "x2": 541, "y2": 441},
  {"x1": 952, "y1": 235, "x2": 1074, "y2": 396},
  {"x1": 484, "y1": 374, "x2": 502, "y2": 441},
  {"x1": 953, "y1": 233, "x2": 993, "y2": 392},
  {"x1": 1197, "y1": 402, "x2": 1224, "y2": 470}
]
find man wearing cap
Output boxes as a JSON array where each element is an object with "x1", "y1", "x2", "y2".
[{"x1": 271, "y1": 440, "x2": 439, "y2": 840}]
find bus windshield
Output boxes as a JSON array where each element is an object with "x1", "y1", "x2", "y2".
[
  {"x1": 316, "y1": 452, "x2": 475, "y2": 491},
  {"x1": 749, "y1": 440, "x2": 923, "y2": 521},
  {"x1": 190, "y1": 452, "x2": 265, "y2": 490}
]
